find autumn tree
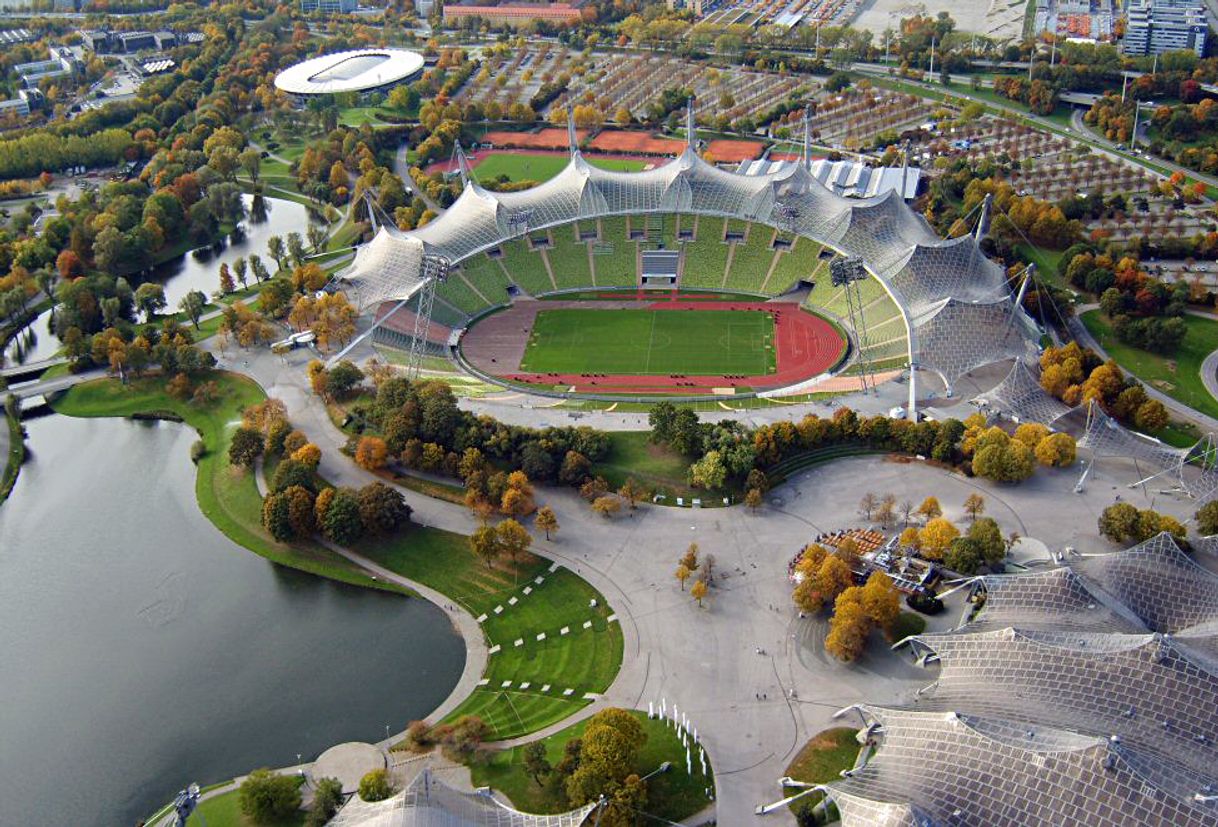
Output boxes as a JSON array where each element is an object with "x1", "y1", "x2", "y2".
[
  {"x1": 523, "y1": 741, "x2": 551, "y2": 787},
  {"x1": 229, "y1": 426, "x2": 264, "y2": 467},
  {"x1": 858, "y1": 491, "x2": 878, "y2": 520},
  {"x1": 860, "y1": 571, "x2": 901, "y2": 636},
  {"x1": 675, "y1": 563, "x2": 691, "y2": 591},
  {"x1": 496, "y1": 518, "x2": 533, "y2": 561},
  {"x1": 1034, "y1": 432, "x2": 1076, "y2": 467},
  {"x1": 535, "y1": 506, "x2": 559, "y2": 540},
  {"x1": 915, "y1": 496, "x2": 941, "y2": 522},
  {"x1": 824, "y1": 589, "x2": 870, "y2": 662},
  {"x1": 355, "y1": 436, "x2": 389, "y2": 470},
  {"x1": 679, "y1": 543, "x2": 700, "y2": 572},
  {"x1": 470, "y1": 524, "x2": 502, "y2": 568},
  {"x1": 592, "y1": 495, "x2": 622, "y2": 518},
  {"x1": 745, "y1": 488, "x2": 763, "y2": 512},
  {"x1": 963, "y1": 493, "x2": 985, "y2": 521},
  {"x1": 618, "y1": 478, "x2": 645, "y2": 509},
  {"x1": 219, "y1": 262, "x2": 236, "y2": 295},
  {"x1": 918, "y1": 517, "x2": 960, "y2": 561},
  {"x1": 691, "y1": 578, "x2": 708, "y2": 607}
]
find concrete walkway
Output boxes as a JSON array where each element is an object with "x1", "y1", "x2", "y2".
[{"x1": 194, "y1": 334, "x2": 1204, "y2": 825}]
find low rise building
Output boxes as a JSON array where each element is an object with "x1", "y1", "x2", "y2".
[{"x1": 442, "y1": 2, "x2": 583, "y2": 27}]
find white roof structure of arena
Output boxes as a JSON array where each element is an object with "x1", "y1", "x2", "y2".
[
  {"x1": 337, "y1": 102, "x2": 1042, "y2": 420},
  {"x1": 274, "y1": 48, "x2": 425, "y2": 98}
]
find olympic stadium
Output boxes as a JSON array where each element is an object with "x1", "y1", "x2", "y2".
[
  {"x1": 339, "y1": 107, "x2": 1040, "y2": 418},
  {"x1": 274, "y1": 48, "x2": 425, "y2": 102}
]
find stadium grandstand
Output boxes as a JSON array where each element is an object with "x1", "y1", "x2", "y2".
[
  {"x1": 339, "y1": 104, "x2": 1037, "y2": 414},
  {"x1": 818, "y1": 533, "x2": 1218, "y2": 827}
]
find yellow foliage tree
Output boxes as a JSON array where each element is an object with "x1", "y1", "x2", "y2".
[{"x1": 919, "y1": 517, "x2": 960, "y2": 561}]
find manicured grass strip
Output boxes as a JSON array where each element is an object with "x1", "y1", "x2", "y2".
[
  {"x1": 521, "y1": 308, "x2": 775, "y2": 376},
  {"x1": 471, "y1": 710, "x2": 714, "y2": 823},
  {"x1": 51, "y1": 374, "x2": 387, "y2": 591},
  {"x1": 359, "y1": 530, "x2": 624, "y2": 741},
  {"x1": 1081, "y1": 310, "x2": 1218, "y2": 421}
]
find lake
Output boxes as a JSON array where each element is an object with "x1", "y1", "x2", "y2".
[{"x1": 0, "y1": 414, "x2": 464, "y2": 826}]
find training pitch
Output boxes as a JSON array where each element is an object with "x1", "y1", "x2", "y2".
[{"x1": 519, "y1": 308, "x2": 776, "y2": 375}]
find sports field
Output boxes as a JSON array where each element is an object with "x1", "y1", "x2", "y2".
[
  {"x1": 472, "y1": 152, "x2": 648, "y2": 184},
  {"x1": 519, "y1": 308, "x2": 776, "y2": 375}
]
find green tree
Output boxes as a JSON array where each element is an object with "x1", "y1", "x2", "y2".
[
  {"x1": 305, "y1": 777, "x2": 343, "y2": 827},
  {"x1": 944, "y1": 536, "x2": 985, "y2": 574},
  {"x1": 496, "y1": 518, "x2": 532, "y2": 561},
  {"x1": 1098, "y1": 502, "x2": 1139, "y2": 543},
  {"x1": 321, "y1": 487, "x2": 364, "y2": 544},
  {"x1": 968, "y1": 517, "x2": 1005, "y2": 565},
  {"x1": 523, "y1": 741, "x2": 552, "y2": 786},
  {"x1": 178, "y1": 289, "x2": 207, "y2": 330},
  {"x1": 261, "y1": 492, "x2": 295, "y2": 541},
  {"x1": 238, "y1": 769, "x2": 302, "y2": 824},
  {"x1": 267, "y1": 235, "x2": 286, "y2": 271},
  {"x1": 1197, "y1": 500, "x2": 1218, "y2": 535},
  {"x1": 358, "y1": 482, "x2": 411, "y2": 535},
  {"x1": 134, "y1": 282, "x2": 166, "y2": 322},
  {"x1": 689, "y1": 450, "x2": 727, "y2": 490}
]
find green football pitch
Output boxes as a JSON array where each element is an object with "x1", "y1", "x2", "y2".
[{"x1": 519, "y1": 308, "x2": 776, "y2": 375}]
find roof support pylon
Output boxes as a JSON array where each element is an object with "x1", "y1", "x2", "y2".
[
  {"x1": 974, "y1": 193, "x2": 993, "y2": 241},
  {"x1": 686, "y1": 97, "x2": 696, "y2": 151},
  {"x1": 801, "y1": 108, "x2": 812, "y2": 167},
  {"x1": 567, "y1": 105, "x2": 578, "y2": 155},
  {"x1": 453, "y1": 141, "x2": 472, "y2": 186}
]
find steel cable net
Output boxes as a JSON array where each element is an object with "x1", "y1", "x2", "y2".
[
  {"x1": 339, "y1": 149, "x2": 1037, "y2": 388},
  {"x1": 1070, "y1": 532, "x2": 1218, "y2": 635},
  {"x1": 1077, "y1": 401, "x2": 1218, "y2": 500},
  {"x1": 826, "y1": 706, "x2": 1218, "y2": 827},
  {"x1": 908, "y1": 628, "x2": 1218, "y2": 782},
  {"x1": 960, "y1": 567, "x2": 1134, "y2": 634},
  {"x1": 825, "y1": 531, "x2": 1218, "y2": 826},
  {"x1": 973, "y1": 357, "x2": 1075, "y2": 425},
  {"x1": 327, "y1": 769, "x2": 598, "y2": 827},
  {"x1": 911, "y1": 298, "x2": 1037, "y2": 387}
]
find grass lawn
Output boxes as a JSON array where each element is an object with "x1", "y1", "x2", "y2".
[
  {"x1": 472, "y1": 153, "x2": 647, "y2": 184},
  {"x1": 338, "y1": 105, "x2": 397, "y2": 128},
  {"x1": 590, "y1": 431, "x2": 711, "y2": 500},
  {"x1": 520, "y1": 309, "x2": 776, "y2": 376},
  {"x1": 471, "y1": 710, "x2": 713, "y2": 822},
  {"x1": 51, "y1": 373, "x2": 388, "y2": 591},
  {"x1": 784, "y1": 727, "x2": 861, "y2": 818},
  {"x1": 184, "y1": 782, "x2": 306, "y2": 827},
  {"x1": 1080, "y1": 310, "x2": 1218, "y2": 421},
  {"x1": 359, "y1": 529, "x2": 624, "y2": 740}
]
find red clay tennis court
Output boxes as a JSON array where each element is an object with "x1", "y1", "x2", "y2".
[
  {"x1": 461, "y1": 298, "x2": 846, "y2": 395},
  {"x1": 589, "y1": 131, "x2": 686, "y2": 155},
  {"x1": 704, "y1": 139, "x2": 765, "y2": 163}
]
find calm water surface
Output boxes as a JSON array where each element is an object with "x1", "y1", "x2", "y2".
[{"x1": 0, "y1": 415, "x2": 464, "y2": 826}]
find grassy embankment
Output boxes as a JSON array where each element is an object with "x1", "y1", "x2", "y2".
[
  {"x1": 1081, "y1": 309, "x2": 1218, "y2": 422},
  {"x1": 783, "y1": 727, "x2": 862, "y2": 819},
  {"x1": 471, "y1": 710, "x2": 713, "y2": 822},
  {"x1": 1, "y1": 402, "x2": 23, "y2": 504},
  {"x1": 51, "y1": 372, "x2": 388, "y2": 590}
]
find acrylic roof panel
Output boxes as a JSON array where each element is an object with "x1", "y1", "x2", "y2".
[
  {"x1": 974, "y1": 357, "x2": 1076, "y2": 425},
  {"x1": 828, "y1": 707, "x2": 1218, "y2": 827},
  {"x1": 910, "y1": 628, "x2": 1218, "y2": 780},
  {"x1": 963, "y1": 567, "x2": 1138, "y2": 634},
  {"x1": 328, "y1": 769, "x2": 597, "y2": 826},
  {"x1": 1070, "y1": 533, "x2": 1218, "y2": 635}
]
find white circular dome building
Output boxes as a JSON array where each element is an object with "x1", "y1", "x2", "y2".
[{"x1": 274, "y1": 48, "x2": 425, "y2": 101}]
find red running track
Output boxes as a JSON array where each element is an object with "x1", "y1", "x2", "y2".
[{"x1": 500, "y1": 301, "x2": 845, "y2": 394}]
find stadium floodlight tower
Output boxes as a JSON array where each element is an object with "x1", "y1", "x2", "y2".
[
  {"x1": 830, "y1": 256, "x2": 876, "y2": 394},
  {"x1": 403, "y1": 252, "x2": 451, "y2": 378}
]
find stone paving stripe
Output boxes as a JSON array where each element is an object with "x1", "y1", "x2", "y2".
[
  {"x1": 519, "y1": 682, "x2": 530, "y2": 689},
  {"x1": 501, "y1": 681, "x2": 512, "y2": 688},
  {"x1": 514, "y1": 638, "x2": 524, "y2": 647},
  {"x1": 537, "y1": 632, "x2": 546, "y2": 641},
  {"x1": 487, "y1": 644, "x2": 500, "y2": 654},
  {"x1": 476, "y1": 614, "x2": 487, "y2": 623},
  {"x1": 560, "y1": 626, "x2": 570, "y2": 635},
  {"x1": 541, "y1": 684, "x2": 550, "y2": 692},
  {"x1": 534, "y1": 576, "x2": 545, "y2": 584},
  {"x1": 607, "y1": 613, "x2": 618, "y2": 622},
  {"x1": 523, "y1": 586, "x2": 532, "y2": 595},
  {"x1": 563, "y1": 688, "x2": 574, "y2": 696},
  {"x1": 583, "y1": 620, "x2": 593, "y2": 629},
  {"x1": 494, "y1": 606, "x2": 503, "y2": 614},
  {"x1": 508, "y1": 597, "x2": 518, "y2": 605}
]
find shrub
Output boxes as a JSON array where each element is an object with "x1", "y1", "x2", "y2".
[
  {"x1": 358, "y1": 768, "x2": 393, "y2": 802},
  {"x1": 906, "y1": 591, "x2": 945, "y2": 615},
  {"x1": 228, "y1": 426, "x2": 264, "y2": 468},
  {"x1": 305, "y1": 777, "x2": 343, "y2": 827},
  {"x1": 190, "y1": 439, "x2": 206, "y2": 464}
]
